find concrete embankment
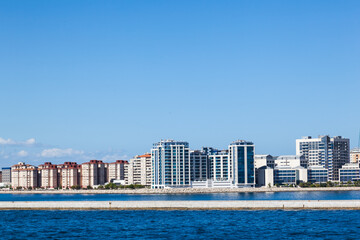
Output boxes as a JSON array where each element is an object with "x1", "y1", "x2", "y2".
[
  {"x1": 2, "y1": 187, "x2": 360, "y2": 194},
  {"x1": 1, "y1": 200, "x2": 360, "y2": 210}
]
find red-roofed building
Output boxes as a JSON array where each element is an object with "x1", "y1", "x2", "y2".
[
  {"x1": 108, "y1": 160, "x2": 128, "y2": 183},
  {"x1": 81, "y1": 160, "x2": 107, "y2": 188},
  {"x1": 38, "y1": 162, "x2": 58, "y2": 189},
  {"x1": 11, "y1": 162, "x2": 38, "y2": 189},
  {"x1": 58, "y1": 162, "x2": 80, "y2": 189}
]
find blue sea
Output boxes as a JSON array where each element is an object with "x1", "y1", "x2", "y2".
[
  {"x1": 1, "y1": 190, "x2": 360, "y2": 201},
  {"x1": 0, "y1": 210, "x2": 359, "y2": 239},
  {"x1": 1, "y1": 191, "x2": 360, "y2": 239}
]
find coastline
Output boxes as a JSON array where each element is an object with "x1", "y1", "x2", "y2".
[
  {"x1": 1, "y1": 186, "x2": 360, "y2": 194},
  {"x1": 1, "y1": 200, "x2": 360, "y2": 210}
]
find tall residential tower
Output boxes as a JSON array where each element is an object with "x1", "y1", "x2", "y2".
[{"x1": 151, "y1": 140, "x2": 190, "y2": 188}]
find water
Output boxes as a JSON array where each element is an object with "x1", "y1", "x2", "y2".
[
  {"x1": 0, "y1": 210, "x2": 359, "y2": 239},
  {"x1": 1, "y1": 190, "x2": 360, "y2": 201}
]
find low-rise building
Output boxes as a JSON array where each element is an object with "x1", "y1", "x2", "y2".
[
  {"x1": 1, "y1": 167, "x2": 11, "y2": 185},
  {"x1": 339, "y1": 163, "x2": 360, "y2": 182},
  {"x1": 307, "y1": 165, "x2": 328, "y2": 183},
  {"x1": 350, "y1": 148, "x2": 360, "y2": 163},
  {"x1": 274, "y1": 155, "x2": 307, "y2": 168}
]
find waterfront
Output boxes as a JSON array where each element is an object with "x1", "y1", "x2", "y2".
[
  {"x1": 1, "y1": 210, "x2": 360, "y2": 239},
  {"x1": 1, "y1": 190, "x2": 360, "y2": 201}
]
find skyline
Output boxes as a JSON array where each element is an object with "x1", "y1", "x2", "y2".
[{"x1": 1, "y1": 1, "x2": 360, "y2": 167}]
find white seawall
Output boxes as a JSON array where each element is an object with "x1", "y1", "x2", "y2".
[{"x1": 1, "y1": 200, "x2": 360, "y2": 210}]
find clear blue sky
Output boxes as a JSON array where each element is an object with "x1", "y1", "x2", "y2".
[{"x1": 0, "y1": 1, "x2": 359, "y2": 166}]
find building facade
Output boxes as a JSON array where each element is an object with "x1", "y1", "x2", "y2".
[
  {"x1": 127, "y1": 154, "x2": 151, "y2": 186},
  {"x1": 151, "y1": 140, "x2": 190, "y2": 188},
  {"x1": 58, "y1": 162, "x2": 80, "y2": 189},
  {"x1": 350, "y1": 148, "x2": 360, "y2": 163},
  {"x1": 11, "y1": 162, "x2": 38, "y2": 189},
  {"x1": 108, "y1": 160, "x2": 128, "y2": 183},
  {"x1": 229, "y1": 140, "x2": 255, "y2": 187},
  {"x1": 81, "y1": 160, "x2": 107, "y2": 188},
  {"x1": 38, "y1": 162, "x2": 58, "y2": 189},
  {"x1": 190, "y1": 148, "x2": 210, "y2": 181},
  {"x1": 296, "y1": 135, "x2": 350, "y2": 181},
  {"x1": 1, "y1": 167, "x2": 11, "y2": 184},
  {"x1": 339, "y1": 163, "x2": 360, "y2": 182}
]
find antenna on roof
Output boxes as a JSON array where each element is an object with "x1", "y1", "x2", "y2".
[{"x1": 358, "y1": 129, "x2": 360, "y2": 149}]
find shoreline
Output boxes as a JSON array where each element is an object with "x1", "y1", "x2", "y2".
[
  {"x1": 1, "y1": 187, "x2": 360, "y2": 194},
  {"x1": 1, "y1": 200, "x2": 360, "y2": 210}
]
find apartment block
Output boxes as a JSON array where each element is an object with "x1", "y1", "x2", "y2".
[
  {"x1": 81, "y1": 160, "x2": 107, "y2": 188},
  {"x1": 190, "y1": 148, "x2": 211, "y2": 181},
  {"x1": 38, "y1": 162, "x2": 58, "y2": 189},
  {"x1": 350, "y1": 148, "x2": 360, "y2": 163},
  {"x1": 127, "y1": 154, "x2": 151, "y2": 186},
  {"x1": 108, "y1": 160, "x2": 128, "y2": 183},
  {"x1": 296, "y1": 135, "x2": 350, "y2": 181},
  {"x1": 151, "y1": 140, "x2": 191, "y2": 188},
  {"x1": 58, "y1": 162, "x2": 80, "y2": 189},
  {"x1": 11, "y1": 162, "x2": 38, "y2": 189},
  {"x1": 1, "y1": 167, "x2": 11, "y2": 184}
]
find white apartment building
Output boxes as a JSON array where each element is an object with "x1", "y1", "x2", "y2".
[
  {"x1": 151, "y1": 140, "x2": 191, "y2": 188},
  {"x1": 127, "y1": 154, "x2": 151, "y2": 186},
  {"x1": 108, "y1": 160, "x2": 128, "y2": 183},
  {"x1": 58, "y1": 162, "x2": 80, "y2": 189},
  {"x1": 81, "y1": 160, "x2": 107, "y2": 188},
  {"x1": 11, "y1": 162, "x2": 38, "y2": 189},
  {"x1": 209, "y1": 150, "x2": 230, "y2": 181},
  {"x1": 296, "y1": 135, "x2": 350, "y2": 181}
]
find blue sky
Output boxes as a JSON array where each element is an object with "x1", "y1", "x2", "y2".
[{"x1": 0, "y1": 1, "x2": 359, "y2": 167}]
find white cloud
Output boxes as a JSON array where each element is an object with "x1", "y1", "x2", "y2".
[
  {"x1": 17, "y1": 150, "x2": 29, "y2": 157},
  {"x1": 24, "y1": 138, "x2": 36, "y2": 145},
  {"x1": 0, "y1": 138, "x2": 15, "y2": 145},
  {"x1": 40, "y1": 148, "x2": 84, "y2": 158},
  {"x1": 0, "y1": 137, "x2": 36, "y2": 146}
]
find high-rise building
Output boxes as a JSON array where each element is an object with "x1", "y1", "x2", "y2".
[
  {"x1": 58, "y1": 162, "x2": 80, "y2": 189},
  {"x1": 108, "y1": 160, "x2": 128, "y2": 183},
  {"x1": 11, "y1": 162, "x2": 38, "y2": 189},
  {"x1": 38, "y1": 162, "x2": 58, "y2": 189},
  {"x1": 151, "y1": 140, "x2": 190, "y2": 189},
  {"x1": 81, "y1": 160, "x2": 107, "y2": 188},
  {"x1": 190, "y1": 148, "x2": 210, "y2": 181},
  {"x1": 229, "y1": 140, "x2": 255, "y2": 187},
  {"x1": 127, "y1": 154, "x2": 151, "y2": 186},
  {"x1": 296, "y1": 136, "x2": 350, "y2": 181},
  {"x1": 209, "y1": 149, "x2": 230, "y2": 181}
]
